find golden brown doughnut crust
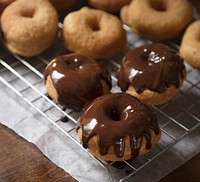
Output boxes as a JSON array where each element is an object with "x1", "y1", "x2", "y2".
[
  {"x1": 120, "y1": 0, "x2": 193, "y2": 39},
  {"x1": 180, "y1": 20, "x2": 200, "y2": 70},
  {"x1": 126, "y1": 70, "x2": 186, "y2": 105},
  {"x1": 49, "y1": 0, "x2": 77, "y2": 11},
  {"x1": 1, "y1": 0, "x2": 58, "y2": 57},
  {"x1": 0, "y1": 0, "x2": 15, "y2": 14},
  {"x1": 88, "y1": 0, "x2": 131, "y2": 13},
  {"x1": 78, "y1": 128, "x2": 161, "y2": 161},
  {"x1": 63, "y1": 7, "x2": 127, "y2": 59}
]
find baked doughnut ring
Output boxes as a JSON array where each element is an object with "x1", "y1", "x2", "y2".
[
  {"x1": 116, "y1": 43, "x2": 186, "y2": 105},
  {"x1": 120, "y1": 0, "x2": 193, "y2": 39},
  {"x1": 44, "y1": 53, "x2": 112, "y2": 112},
  {"x1": 63, "y1": 7, "x2": 126, "y2": 59},
  {"x1": 1, "y1": 0, "x2": 58, "y2": 57},
  {"x1": 180, "y1": 20, "x2": 200, "y2": 69},
  {"x1": 88, "y1": 0, "x2": 131, "y2": 14},
  {"x1": 0, "y1": 0, "x2": 15, "y2": 15},
  {"x1": 77, "y1": 93, "x2": 160, "y2": 161},
  {"x1": 50, "y1": 0, "x2": 77, "y2": 11}
]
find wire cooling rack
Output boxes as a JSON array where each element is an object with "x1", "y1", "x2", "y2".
[{"x1": 0, "y1": 14, "x2": 200, "y2": 182}]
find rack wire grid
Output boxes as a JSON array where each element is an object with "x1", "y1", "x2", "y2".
[{"x1": 0, "y1": 14, "x2": 200, "y2": 182}]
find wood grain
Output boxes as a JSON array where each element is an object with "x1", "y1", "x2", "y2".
[
  {"x1": 0, "y1": 123, "x2": 77, "y2": 182},
  {"x1": 160, "y1": 152, "x2": 200, "y2": 182}
]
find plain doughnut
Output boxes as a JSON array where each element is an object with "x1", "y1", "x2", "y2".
[
  {"x1": 120, "y1": 0, "x2": 193, "y2": 39},
  {"x1": 1, "y1": 0, "x2": 58, "y2": 57},
  {"x1": 63, "y1": 7, "x2": 126, "y2": 59},
  {"x1": 180, "y1": 20, "x2": 200, "y2": 69}
]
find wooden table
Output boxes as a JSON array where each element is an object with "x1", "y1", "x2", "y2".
[
  {"x1": 0, "y1": 123, "x2": 77, "y2": 182},
  {"x1": 160, "y1": 152, "x2": 200, "y2": 182}
]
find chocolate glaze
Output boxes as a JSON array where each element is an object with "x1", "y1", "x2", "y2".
[
  {"x1": 44, "y1": 54, "x2": 111, "y2": 112},
  {"x1": 77, "y1": 93, "x2": 159, "y2": 159},
  {"x1": 117, "y1": 43, "x2": 185, "y2": 93}
]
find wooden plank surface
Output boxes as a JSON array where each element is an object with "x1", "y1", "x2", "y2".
[
  {"x1": 0, "y1": 123, "x2": 77, "y2": 182},
  {"x1": 160, "y1": 152, "x2": 200, "y2": 182}
]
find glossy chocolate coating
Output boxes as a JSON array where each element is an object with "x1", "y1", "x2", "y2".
[
  {"x1": 77, "y1": 93, "x2": 159, "y2": 158},
  {"x1": 117, "y1": 43, "x2": 185, "y2": 93},
  {"x1": 44, "y1": 54, "x2": 111, "y2": 111}
]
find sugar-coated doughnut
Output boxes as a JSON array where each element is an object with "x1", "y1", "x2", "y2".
[
  {"x1": 50, "y1": 0, "x2": 76, "y2": 11},
  {"x1": 120, "y1": 0, "x2": 193, "y2": 39},
  {"x1": 180, "y1": 20, "x2": 200, "y2": 69},
  {"x1": 77, "y1": 93, "x2": 160, "y2": 161},
  {"x1": 0, "y1": 0, "x2": 15, "y2": 15},
  {"x1": 88, "y1": 0, "x2": 131, "y2": 14},
  {"x1": 63, "y1": 7, "x2": 126, "y2": 59},
  {"x1": 44, "y1": 53, "x2": 112, "y2": 112},
  {"x1": 116, "y1": 43, "x2": 186, "y2": 105},
  {"x1": 1, "y1": 0, "x2": 58, "y2": 57}
]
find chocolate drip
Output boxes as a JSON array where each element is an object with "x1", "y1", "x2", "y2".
[
  {"x1": 130, "y1": 137, "x2": 142, "y2": 158},
  {"x1": 45, "y1": 93, "x2": 52, "y2": 100},
  {"x1": 114, "y1": 138, "x2": 125, "y2": 158},
  {"x1": 144, "y1": 132, "x2": 152, "y2": 150},
  {"x1": 44, "y1": 54, "x2": 111, "y2": 111},
  {"x1": 117, "y1": 43, "x2": 185, "y2": 93},
  {"x1": 60, "y1": 116, "x2": 69, "y2": 122},
  {"x1": 78, "y1": 93, "x2": 160, "y2": 159}
]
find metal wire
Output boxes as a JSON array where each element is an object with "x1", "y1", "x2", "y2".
[{"x1": 0, "y1": 27, "x2": 200, "y2": 182}]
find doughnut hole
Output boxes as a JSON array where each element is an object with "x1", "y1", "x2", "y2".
[
  {"x1": 87, "y1": 17, "x2": 101, "y2": 32},
  {"x1": 90, "y1": 21, "x2": 100, "y2": 32},
  {"x1": 105, "y1": 105, "x2": 121, "y2": 121},
  {"x1": 64, "y1": 58, "x2": 84, "y2": 70},
  {"x1": 150, "y1": 0, "x2": 166, "y2": 11},
  {"x1": 21, "y1": 6, "x2": 35, "y2": 18}
]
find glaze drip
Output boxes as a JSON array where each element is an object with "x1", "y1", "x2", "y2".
[
  {"x1": 117, "y1": 43, "x2": 185, "y2": 93},
  {"x1": 44, "y1": 54, "x2": 111, "y2": 111},
  {"x1": 78, "y1": 93, "x2": 160, "y2": 158}
]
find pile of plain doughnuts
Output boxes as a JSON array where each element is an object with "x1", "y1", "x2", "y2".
[
  {"x1": 0, "y1": 0, "x2": 127, "y2": 58},
  {"x1": 0, "y1": 0, "x2": 199, "y2": 162},
  {"x1": 1, "y1": 0, "x2": 199, "y2": 68}
]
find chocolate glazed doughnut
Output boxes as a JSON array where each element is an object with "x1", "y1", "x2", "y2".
[
  {"x1": 117, "y1": 43, "x2": 186, "y2": 105},
  {"x1": 77, "y1": 93, "x2": 160, "y2": 161},
  {"x1": 44, "y1": 53, "x2": 111, "y2": 112}
]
